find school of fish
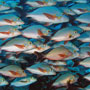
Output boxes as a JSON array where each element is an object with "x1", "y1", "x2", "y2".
[{"x1": 0, "y1": 0, "x2": 90, "y2": 90}]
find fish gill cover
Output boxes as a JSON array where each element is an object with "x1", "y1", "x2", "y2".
[{"x1": 0, "y1": 0, "x2": 90, "y2": 90}]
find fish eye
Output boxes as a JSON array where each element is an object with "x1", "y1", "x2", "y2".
[
  {"x1": 74, "y1": 31, "x2": 77, "y2": 34},
  {"x1": 29, "y1": 41, "x2": 32, "y2": 44},
  {"x1": 48, "y1": 30, "x2": 51, "y2": 32}
]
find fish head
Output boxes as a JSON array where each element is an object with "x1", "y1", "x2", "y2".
[
  {"x1": 67, "y1": 30, "x2": 80, "y2": 40},
  {"x1": 44, "y1": 29, "x2": 52, "y2": 36},
  {"x1": 27, "y1": 40, "x2": 37, "y2": 49}
]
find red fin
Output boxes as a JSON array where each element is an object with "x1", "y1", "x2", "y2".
[
  {"x1": 14, "y1": 44, "x2": 25, "y2": 49},
  {"x1": 16, "y1": 51, "x2": 21, "y2": 55},
  {"x1": 38, "y1": 67, "x2": 47, "y2": 73},
  {"x1": 58, "y1": 54, "x2": 67, "y2": 58},
  {"x1": 38, "y1": 29, "x2": 44, "y2": 37},
  {"x1": 87, "y1": 52, "x2": 90, "y2": 56},
  {"x1": 6, "y1": 54, "x2": 12, "y2": 58},
  {"x1": 87, "y1": 24, "x2": 90, "y2": 27},
  {"x1": 89, "y1": 43, "x2": 90, "y2": 46},
  {"x1": 43, "y1": 13, "x2": 56, "y2": 20},
  {"x1": 36, "y1": 1, "x2": 45, "y2": 5},
  {"x1": 9, "y1": 70, "x2": 21, "y2": 76},
  {"x1": 2, "y1": 38, "x2": 7, "y2": 40},
  {"x1": 37, "y1": 47, "x2": 42, "y2": 50},
  {"x1": 4, "y1": 19, "x2": 13, "y2": 23},
  {"x1": 64, "y1": 41, "x2": 69, "y2": 45},
  {"x1": 0, "y1": 31, "x2": 11, "y2": 35}
]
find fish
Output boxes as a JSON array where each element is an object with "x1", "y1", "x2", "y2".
[
  {"x1": 35, "y1": 46, "x2": 72, "y2": 61},
  {"x1": 79, "y1": 47, "x2": 90, "y2": 59},
  {"x1": 70, "y1": 3, "x2": 90, "y2": 15},
  {"x1": 51, "y1": 26, "x2": 81, "y2": 42},
  {"x1": 77, "y1": 31, "x2": 90, "y2": 42},
  {"x1": 0, "y1": 25, "x2": 21, "y2": 39},
  {"x1": 0, "y1": 13, "x2": 24, "y2": 26},
  {"x1": 78, "y1": 23, "x2": 90, "y2": 31},
  {"x1": 26, "y1": 62, "x2": 56, "y2": 75},
  {"x1": 11, "y1": 75, "x2": 37, "y2": 87},
  {"x1": 0, "y1": 76, "x2": 8, "y2": 86},
  {"x1": 26, "y1": 0, "x2": 56, "y2": 7},
  {"x1": 22, "y1": 25, "x2": 52, "y2": 39},
  {"x1": 0, "y1": 4, "x2": 10, "y2": 11},
  {"x1": 26, "y1": 6, "x2": 69, "y2": 25},
  {"x1": 79, "y1": 58, "x2": 90, "y2": 68},
  {"x1": 52, "y1": 72, "x2": 78, "y2": 87},
  {"x1": 0, "y1": 65, "x2": 26, "y2": 77},
  {"x1": 76, "y1": 12, "x2": 90, "y2": 23},
  {"x1": 1, "y1": 37, "x2": 35, "y2": 52}
]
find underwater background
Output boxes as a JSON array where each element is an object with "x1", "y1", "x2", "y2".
[{"x1": 0, "y1": 0, "x2": 90, "y2": 90}]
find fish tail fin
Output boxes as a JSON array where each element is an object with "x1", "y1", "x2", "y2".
[{"x1": 34, "y1": 51, "x2": 45, "y2": 62}]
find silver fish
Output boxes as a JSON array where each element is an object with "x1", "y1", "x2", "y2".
[
  {"x1": 0, "y1": 65, "x2": 26, "y2": 77},
  {"x1": 78, "y1": 23, "x2": 90, "y2": 31},
  {"x1": 70, "y1": 3, "x2": 90, "y2": 15},
  {"x1": 77, "y1": 31, "x2": 90, "y2": 42},
  {"x1": 26, "y1": 0, "x2": 56, "y2": 7},
  {"x1": 0, "y1": 14, "x2": 24, "y2": 26},
  {"x1": 11, "y1": 75, "x2": 37, "y2": 87},
  {"x1": 0, "y1": 25, "x2": 21, "y2": 39},
  {"x1": 79, "y1": 58, "x2": 90, "y2": 68},
  {"x1": 79, "y1": 47, "x2": 90, "y2": 59},
  {"x1": 22, "y1": 25, "x2": 52, "y2": 39},
  {"x1": 26, "y1": 62, "x2": 56, "y2": 75},
  {"x1": 51, "y1": 26, "x2": 81, "y2": 42},
  {"x1": 76, "y1": 12, "x2": 90, "y2": 23},
  {"x1": 26, "y1": 6, "x2": 69, "y2": 25},
  {"x1": 1, "y1": 37, "x2": 35, "y2": 52},
  {"x1": 52, "y1": 72, "x2": 78, "y2": 87}
]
